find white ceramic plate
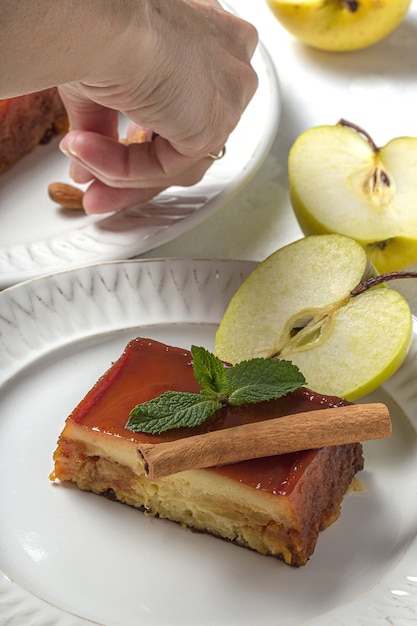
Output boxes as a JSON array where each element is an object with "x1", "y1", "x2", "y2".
[
  {"x1": 0, "y1": 258, "x2": 417, "y2": 626},
  {"x1": 0, "y1": 39, "x2": 280, "y2": 290}
]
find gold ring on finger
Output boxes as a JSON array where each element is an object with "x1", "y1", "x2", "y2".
[{"x1": 206, "y1": 146, "x2": 226, "y2": 161}]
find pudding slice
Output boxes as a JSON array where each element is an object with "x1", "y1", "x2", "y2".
[{"x1": 52, "y1": 337, "x2": 364, "y2": 567}]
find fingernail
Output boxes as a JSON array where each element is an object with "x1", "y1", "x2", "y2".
[{"x1": 59, "y1": 135, "x2": 79, "y2": 158}]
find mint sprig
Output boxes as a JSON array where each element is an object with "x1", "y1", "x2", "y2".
[{"x1": 125, "y1": 346, "x2": 306, "y2": 435}]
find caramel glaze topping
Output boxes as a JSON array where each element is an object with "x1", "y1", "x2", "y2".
[{"x1": 69, "y1": 338, "x2": 350, "y2": 496}]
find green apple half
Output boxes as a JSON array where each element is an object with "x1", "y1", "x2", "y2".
[
  {"x1": 265, "y1": 0, "x2": 411, "y2": 52},
  {"x1": 215, "y1": 234, "x2": 412, "y2": 401},
  {"x1": 288, "y1": 121, "x2": 417, "y2": 273}
]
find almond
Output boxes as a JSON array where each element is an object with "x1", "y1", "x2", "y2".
[
  {"x1": 119, "y1": 130, "x2": 147, "y2": 146},
  {"x1": 48, "y1": 182, "x2": 84, "y2": 210}
]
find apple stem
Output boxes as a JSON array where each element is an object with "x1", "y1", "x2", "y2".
[
  {"x1": 351, "y1": 271, "x2": 417, "y2": 297},
  {"x1": 342, "y1": 0, "x2": 359, "y2": 11},
  {"x1": 337, "y1": 119, "x2": 379, "y2": 153}
]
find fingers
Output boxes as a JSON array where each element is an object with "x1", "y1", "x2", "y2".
[
  {"x1": 134, "y1": 4, "x2": 258, "y2": 159},
  {"x1": 58, "y1": 85, "x2": 121, "y2": 184},
  {"x1": 82, "y1": 180, "x2": 166, "y2": 214},
  {"x1": 211, "y1": 5, "x2": 259, "y2": 65},
  {"x1": 58, "y1": 84, "x2": 120, "y2": 138},
  {"x1": 60, "y1": 130, "x2": 215, "y2": 187},
  {"x1": 59, "y1": 129, "x2": 219, "y2": 213}
]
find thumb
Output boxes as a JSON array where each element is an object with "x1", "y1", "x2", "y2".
[{"x1": 58, "y1": 84, "x2": 120, "y2": 137}]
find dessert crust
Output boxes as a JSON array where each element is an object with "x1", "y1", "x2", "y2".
[{"x1": 53, "y1": 434, "x2": 363, "y2": 567}]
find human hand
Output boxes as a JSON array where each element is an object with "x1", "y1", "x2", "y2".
[{"x1": 58, "y1": 0, "x2": 258, "y2": 214}]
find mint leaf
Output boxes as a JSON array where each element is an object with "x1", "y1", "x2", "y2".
[
  {"x1": 191, "y1": 345, "x2": 230, "y2": 400},
  {"x1": 125, "y1": 346, "x2": 307, "y2": 435},
  {"x1": 126, "y1": 391, "x2": 222, "y2": 434},
  {"x1": 226, "y1": 358, "x2": 306, "y2": 405}
]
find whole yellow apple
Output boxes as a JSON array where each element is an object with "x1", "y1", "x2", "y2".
[
  {"x1": 265, "y1": 0, "x2": 411, "y2": 52},
  {"x1": 288, "y1": 120, "x2": 417, "y2": 273}
]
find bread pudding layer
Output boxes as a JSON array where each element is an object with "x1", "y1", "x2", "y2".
[
  {"x1": 0, "y1": 88, "x2": 68, "y2": 173},
  {"x1": 52, "y1": 338, "x2": 364, "y2": 567}
]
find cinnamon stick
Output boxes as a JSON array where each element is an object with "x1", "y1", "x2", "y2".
[{"x1": 137, "y1": 402, "x2": 391, "y2": 479}]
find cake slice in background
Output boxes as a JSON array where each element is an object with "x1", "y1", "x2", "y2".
[{"x1": 0, "y1": 88, "x2": 68, "y2": 173}]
